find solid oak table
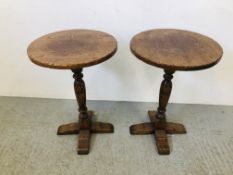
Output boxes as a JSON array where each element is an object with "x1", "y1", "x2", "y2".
[
  {"x1": 130, "y1": 29, "x2": 223, "y2": 155},
  {"x1": 27, "y1": 29, "x2": 117, "y2": 154}
]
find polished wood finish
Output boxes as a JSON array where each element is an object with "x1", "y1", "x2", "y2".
[
  {"x1": 130, "y1": 111, "x2": 186, "y2": 155},
  {"x1": 27, "y1": 29, "x2": 117, "y2": 69},
  {"x1": 57, "y1": 111, "x2": 114, "y2": 154},
  {"x1": 130, "y1": 29, "x2": 223, "y2": 71},
  {"x1": 130, "y1": 29, "x2": 223, "y2": 155},
  {"x1": 27, "y1": 29, "x2": 116, "y2": 155},
  {"x1": 130, "y1": 111, "x2": 186, "y2": 135},
  {"x1": 130, "y1": 71, "x2": 186, "y2": 155},
  {"x1": 157, "y1": 70, "x2": 174, "y2": 119},
  {"x1": 57, "y1": 69, "x2": 114, "y2": 154},
  {"x1": 72, "y1": 69, "x2": 87, "y2": 113}
]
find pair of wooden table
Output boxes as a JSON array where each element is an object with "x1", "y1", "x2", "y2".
[{"x1": 27, "y1": 29, "x2": 223, "y2": 155}]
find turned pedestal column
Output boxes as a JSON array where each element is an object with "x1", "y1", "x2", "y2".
[
  {"x1": 57, "y1": 69, "x2": 114, "y2": 154},
  {"x1": 27, "y1": 29, "x2": 117, "y2": 154},
  {"x1": 130, "y1": 29, "x2": 223, "y2": 155}
]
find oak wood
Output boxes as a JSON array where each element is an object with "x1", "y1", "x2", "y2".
[
  {"x1": 57, "y1": 69, "x2": 114, "y2": 155},
  {"x1": 130, "y1": 111, "x2": 186, "y2": 155},
  {"x1": 72, "y1": 69, "x2": 87, "y2": 114},
  {"x1": 130, "y1": 30, "x2": 222, "y2": 154},
  {"x1": 27, "y1": 29, "x2": 117, "y2": 69},
  {"x1": 130, "y1": 111, "x2": 186, "y2": 135},
  {"x1": 57, "y1": 111, "x2": 114, "y2": 155},
  {"x1": 157, "y1": 70, "x2": 174, "y2": 119},
  {"x1": 27, "y1": 29, "x2": 116, "y2": 155},
  {"x1": 155, "y1": 130, "x2": 170, "y2": 155},
  {"x1": 57, "y1": 122, "x2": 79, "y2": 135},
  {"x1": 91, "y1": 122, "x2": 114, "y2": 133},
  {"x1": 130, "y1": 29, "x2": 223, "y2": 71},
  {"x1": 149, "y1": 111, "x2": 186, "y2": 134},
  {"x1": 78, "y1": 130, "x2": 91, "y2": 154},
  {"x1": 57, "y1": 119, "x2": 114, "y2": 134},
  {"x1": 130, "y1": 71, "x2": 186, "y2": 155},
  {"x1": 129, "y1": 123, "x2": 154, "y2": 134}
]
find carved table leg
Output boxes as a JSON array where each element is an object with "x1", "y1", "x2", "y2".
[
  {"x1": 130, "y1": 70, "x2": 186, "y2": 155},
  {"x1": 57, "y1": 68, "x2": 114, "y2": 155}
]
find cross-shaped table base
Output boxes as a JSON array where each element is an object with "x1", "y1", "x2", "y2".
[
  {"x1": 57, "y1": 111, "x2": 114, "y2": 154},
  {"x1": 130, "y1": 111, "x2": 186, "y2": 155}
]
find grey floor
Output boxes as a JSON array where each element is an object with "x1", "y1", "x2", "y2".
[{"x1": 0, "y1": 97, "x2": 233, "y2": 175}]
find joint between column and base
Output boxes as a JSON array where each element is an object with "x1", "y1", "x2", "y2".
[
  {"x1": 130, "y1": 111, "x2": 186, "y2": 155},
  {"x1": 57, "y1": 68, "x2": 114, "y2": 155},
  {"x1": 57, "y1": 111, "x2": 114, "y2": 155}
]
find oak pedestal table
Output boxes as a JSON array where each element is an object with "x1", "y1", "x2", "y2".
[
  {"x1": 27, "y1": 29, "x2": 117, "y2": 154},
  {"x1": 130, "y1": 29, "x2": 223, "y2": 155}
]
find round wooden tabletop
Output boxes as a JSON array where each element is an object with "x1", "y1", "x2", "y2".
[
  {"x1": 27, "y1": 29, "x2": 117, "y2": 69},
  {"x1": 130, "y1": 29, "x2": 223, "y2": 71}
]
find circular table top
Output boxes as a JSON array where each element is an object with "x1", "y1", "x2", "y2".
[
  {"x1": 27, "y1": 29, "x2": 117, "y2": 69},
  {"x1": 130, "y1": 29, "x2": 223, "y2": 71}
]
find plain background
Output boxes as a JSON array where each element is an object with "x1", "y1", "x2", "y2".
[{"x1": 0, "y1": 0, "x2": 232, "y2": 105}]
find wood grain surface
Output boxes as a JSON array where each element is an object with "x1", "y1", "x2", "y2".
[
  {"x1": 130, "y1": 29, "x2": 223, "y2": 70},
  {"x1": 57, "y1": 69, "x2": 114, "y2": 154},
  {"x1": 27, "y1": 29, "x2": 117, "y2": 69}
]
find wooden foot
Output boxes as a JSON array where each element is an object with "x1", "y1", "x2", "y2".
[
  {"x1": 57, "y1": 123, "x2": 79, "y2": 135},
  {"x1": 58, "y1": 69, "x2": 114, "y2": 155},
  {"x1": 78, "y1": 130, "x2": 90, "y2": 154},
  {"x1": 57, "y1": 111, "x2": 114, "y2": 155},
  {"x1": 155, "y1": 130, "x2": 170, "y2": 155},
  {"x1": 91, "y1": 122, "x2": 114, "y2": 133},
  {"x1": 130, "y1": 123, "x2": 154, "y2": 134},
  {"x1": 148, "y1": 111, "x2": 186, "y2": 134},
  {"x1": 130, "y1": 70, "x2": 186, "y2": 155},
  {"x1": 129, "y1": 111, "x2": 186, "y2": 155}
]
